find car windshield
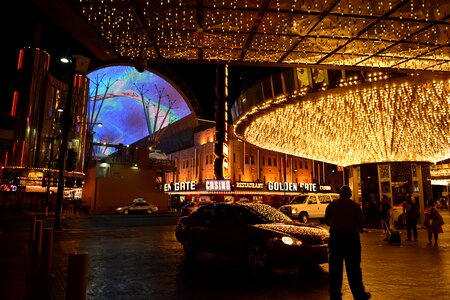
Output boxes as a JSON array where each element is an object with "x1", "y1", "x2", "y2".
[
  {"x1": 238, "y1": 204, "x2": 294, "y2": 225},
  {"x1": 290, "y1": 195, "x2": 308, "y2": 204}
]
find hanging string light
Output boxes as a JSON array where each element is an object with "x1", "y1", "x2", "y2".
[
  {"x1": 75, "y1": 0, "x2": 448, "y2": 71},
  {"x1": 237, "y1": 74, "x2": 450, "y2": 167}
]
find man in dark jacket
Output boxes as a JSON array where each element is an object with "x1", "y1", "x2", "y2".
[
  {"x1": 403, "y1": 195, "x2": 419, "y2": 241},
  {"x1": 325, "y1": 185, "x2": 371, "y2": 300}
]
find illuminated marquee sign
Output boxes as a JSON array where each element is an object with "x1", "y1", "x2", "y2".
[
  {"x1": 319, "y1": 185, "x2": 332, "y2": 191},
  {"x1": 164, "y1": 181, "x2": 196, "y2": 192},
  {"x1": 236, "y1": 182, "x2": 264, "y2": 189},
  {"x1": 223, "y1": 143, "x2": 229, "y2": 157},
  {"x1": 267, "y1": 182, "x2": 317, "y2": 192},
  {"x1": 206, "y1": 179, "x2": 232, "y2": 192}
]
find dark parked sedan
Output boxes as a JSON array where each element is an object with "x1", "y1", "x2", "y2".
[{"x1": 175, "y1": 202, "x2": 329, "y2": 273}]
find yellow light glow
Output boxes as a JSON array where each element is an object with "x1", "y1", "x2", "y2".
[
  {"x1": 236, "y1": 75, "x2": 450, "y2": 167},
  {"x1": 74, "y1": 0, "x2": 448, "y2": 72}
]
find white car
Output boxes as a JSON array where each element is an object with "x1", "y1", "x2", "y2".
[
  {"x1": 116, "y1": 200, "x2": 159, "y2": 215},
  {"x1": 279, "y1": 193, "x2": 340, "y2": 223}
]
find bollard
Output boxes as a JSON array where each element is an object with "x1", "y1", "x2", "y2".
[
  {"x1": 66, "y1": 252, "x2": 88, "y2": 300},
  {"x1": 30, "y1": 216, "x2": 37, "y2": 243},
  {"x1": 34, "y1": 220, "x2": 43, "y2": 255},
  {"x1": 41, "y1": 228, "x2": 54, "y2": 276}
]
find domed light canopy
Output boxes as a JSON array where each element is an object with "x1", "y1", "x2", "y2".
[{"x1": 235, "y1": 74, "x2": 450, "y2": 167}]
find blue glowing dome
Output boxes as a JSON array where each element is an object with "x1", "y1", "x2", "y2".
[{"x1": 86, "y1": 65, "x2": 193, "y2": 155}]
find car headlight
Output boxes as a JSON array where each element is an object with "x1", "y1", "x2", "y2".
[
  {"x1": 292, "y1": 208, "x2": 298, "y2": 214},
  {"x1": 272, "y1": 236, "x2": 303, "y2": 246}
]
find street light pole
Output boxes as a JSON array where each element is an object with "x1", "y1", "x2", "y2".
[{"x1": 54, "y1": 59, "x2": 75, "y2": 231}]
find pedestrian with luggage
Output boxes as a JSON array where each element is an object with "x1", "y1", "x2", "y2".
[
  {"x1": 379, "y1": 195, "x2": 401, "y2": 243},
  {"x1": 424, "y1": 200, "x2": 444, "y2": 247},
  {"x1": 325, "y1": 185, "x2": 371, "y2": 300},
  {"x1": 403, "y1": 195, "x2": 419, "y2": 242}
]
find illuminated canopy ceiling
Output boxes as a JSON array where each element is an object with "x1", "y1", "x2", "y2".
[
  {"x1": 34, "y1": 0, "x2": 450, "y2": 73},
  {"x1": 234, "y1": 74, "x2": 450, "y2": 166},
  {"x1": 34, "y1": 0, "x2": 450, "y2": 165}
]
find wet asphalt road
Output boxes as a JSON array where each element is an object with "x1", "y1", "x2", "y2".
[{"x1": 50, "y1": 212, "x2": 450, "y2": 300}]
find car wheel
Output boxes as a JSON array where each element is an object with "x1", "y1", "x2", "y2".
[
  {"x1": 182, "y1": 235, "x2": 197, "y2": 260},
  {"x1": 246, "y1": 243, "x2": 271, "y2": 273},
  {"x1": 299, "y1": 212, "x2": 309, "y2": 223},
  {"x1": 397, "y1": 214, "x2": 406, "y2": 227},
  {"x1": 123, "y1": 209, "x2": 129, "y2": 215}
]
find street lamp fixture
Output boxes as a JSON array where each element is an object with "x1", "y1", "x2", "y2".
[
  {"x1": 54, "y1": 54, "x2": 90, "y2": 231},
  {"x1": 60, "y1": 57, "x2": 71, "y2": 64},
  {"x1": 87, "y1": 122, "x2": 103, "y2": 129}
]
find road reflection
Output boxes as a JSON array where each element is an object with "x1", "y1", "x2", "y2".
[{"x1": 55, "y1": 214, "x2": 331, "y2": 300}]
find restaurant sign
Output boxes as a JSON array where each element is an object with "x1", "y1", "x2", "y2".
[{"x1": 235, "y1": 181, "x2": 264, "y2": 189}]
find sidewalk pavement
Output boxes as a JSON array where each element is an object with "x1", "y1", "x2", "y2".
[
  {"x1": 0, "y1": 209, "x2": 179, "y2": 300},
  {"x1": 0, "y1": 209, "x2": 65, "y2": 300},
  {"x1": 1, "y1": 208, "x2": 450, "y2": 300}
]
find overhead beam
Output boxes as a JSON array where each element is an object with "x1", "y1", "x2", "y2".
[{"x1": 32, "y1": 0, "x2": 118, "y2": 61}]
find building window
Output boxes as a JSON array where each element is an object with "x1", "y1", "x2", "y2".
[
  {"x1": 262, "y1": 156, "x2": 265, "y2": 166},
  {"x1": 268, "y1": 157, "x2": 272, "y2": 166},
  {"x1": 274, "y1": 157, "x2": 277, "y2": 166},
  {"x1": 245, "y1": 155, "x2": 249, "y2": 164},
  {"x1": 233, "y1": 153, "x2": 236, "y2": 163}
]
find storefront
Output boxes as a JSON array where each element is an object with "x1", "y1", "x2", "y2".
[{"x1": 164, "y1": 180, "x2": 333, "y2": 209}]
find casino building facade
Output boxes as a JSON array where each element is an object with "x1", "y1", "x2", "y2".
[{"x1": 163, "y1": 120, "x2": 342, "y2": 210}]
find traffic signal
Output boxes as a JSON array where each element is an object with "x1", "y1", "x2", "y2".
[
  {"x1": 66, "y1": 149, "x2": 77, "y2": 172},
  {"x1": 41, "y1": 176, "x2": 49, "y2": 187}
]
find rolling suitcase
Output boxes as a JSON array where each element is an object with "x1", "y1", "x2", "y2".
[{"x1": 384, "y1": 221, "x2": 401, "y2": 244}]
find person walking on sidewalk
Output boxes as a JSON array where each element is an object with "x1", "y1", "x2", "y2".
[
  {"x1": 325, "y1": 185, "x2": 371, "y2": 300},
  {"x1": 379, "y1": 195, "x2": 391, "y2": 232},
  {"x1": 424, "y1": 200, "x2": 444, "y2": 247},
  {"x1": 403, "y1": 195, "x2": 419, "y2": 242}
]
